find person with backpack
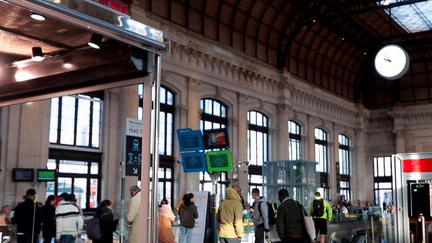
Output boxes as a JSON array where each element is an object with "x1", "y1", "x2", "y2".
[
  {"x1": 93, "y1": 200, "x2": 118, "y2": 243},
  {"x1": 251, "y1": 188, "x2": 272, "y2": 243},
  {"x1": 309, "y1": 192, "x2": 332, "y2": 243}
]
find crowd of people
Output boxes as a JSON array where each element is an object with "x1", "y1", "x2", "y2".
[
  {"x1": 0, "y1": 189, "x2": 118, "y2": 243},
  {"x1": 0, "y1": 186, "x2": 351, "y2": 243}
]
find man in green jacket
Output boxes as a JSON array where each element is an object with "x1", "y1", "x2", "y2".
[{"x1": 309, "y1": 192, "x2": 332, "y2": 243}]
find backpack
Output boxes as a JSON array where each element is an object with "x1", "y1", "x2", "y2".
[
  {"x1": 257, "y1": 201, "x2": 276, "y2": 226},
  {"x1": 85, "y1": 217, "x2": 102, "y2": 240},
  {"x1": 312, "y1": 199, "x2": 324, "y2": 217}
]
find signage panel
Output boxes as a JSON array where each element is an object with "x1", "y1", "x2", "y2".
[
  {"x1": 402, "y1": 158, "x2": 432, "y2": 173},
  {"x1": 125, "y1": 118, "x2": 143, "y2": 176},
  {"x1": 181, "y1": 152, "x2": 206, "y2": 172},
  {"x1": 205, "y1": 150, "x2": 233, "y2": 172},
  {"x1": 203, "y1": 128, "x2": 230, "y2": 149},
  {"x1": 177, "y1": 129, "x2": 204, "y2": 152}
]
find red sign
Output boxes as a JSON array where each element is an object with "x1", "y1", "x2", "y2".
[
  {"x1": 214, "y1": 132, "x2": 226, "y2": 145},
  {"x1": 402, "y1": 158, "x2": 432, "y2": 172},
  {"x1": 98, "y1": 0, "x2": 129, "y2": 14}
]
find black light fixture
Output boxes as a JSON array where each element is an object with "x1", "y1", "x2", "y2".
[
  {"x1": 32, "y1": 47, "x2": 44, "y2": 61},
  {"x1": 88, "y1": 34, "x2": 103, "y2": 49},
  {"x1": 30, "y1": 12, "x2": 45, "y2": 21}
]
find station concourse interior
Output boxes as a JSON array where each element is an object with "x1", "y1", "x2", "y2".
[{"x1": 2, "y1": 0, "x2": 432, "y2": 242}]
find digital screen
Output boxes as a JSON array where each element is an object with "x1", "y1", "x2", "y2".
[
  {"x1": 205, "y1": 150, "x2": 233, "y2": 172},
  {"x1": 12, "y1": 168, "x2": 34, "y2": 182},
  {"x1": 181, "y1": 152, "x2": 207, "y2": 172},
  {"x1": 37, "y1": 169, "x2": 56, "y2": 182},
  {"x1": 177, "y1": 129, "x2": 204, "y2": 152},
  {"x1": 203, "y1": 128, "x2": 230, "y2": 149}
]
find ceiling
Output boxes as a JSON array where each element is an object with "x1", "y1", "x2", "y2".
[
  {"x1": 141, "y1": 0, "x2": 432, "y2": 110},
  {"x1": 0, "y1": 0, "x2": 148, "y2": 106}
]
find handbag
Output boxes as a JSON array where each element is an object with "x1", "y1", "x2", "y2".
[{"x1": 297, "y1": 202, "x2": 316, "y2": 243}]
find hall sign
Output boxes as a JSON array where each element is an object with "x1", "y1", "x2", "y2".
[
  {"x1": 125, "y1": 118, "x2": 143, "y2": 176},
  {"x1": 97, "y1": 0, "x2": 129, "y2": 14}
]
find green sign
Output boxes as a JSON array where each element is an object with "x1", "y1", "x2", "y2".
[{"x1": 205, "y1": 150, "x2": 233, "y2": 172}]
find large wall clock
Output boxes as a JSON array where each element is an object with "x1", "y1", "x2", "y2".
[{"x1": 374, "y1": 44, "x2": 410, "y2": 80}]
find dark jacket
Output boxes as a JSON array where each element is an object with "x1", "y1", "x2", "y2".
[
  {"x1": 93, "y1": 207, "x2": 118, "y2": 243},
  {"x1": 41, "y1": 202, "x2": 56, "y2": 238},
  {"x1": 12, "y1": 199, "x2": 41, "y2": 236},
  {"x1": 276, "y1": 198, "x2": 303, "y2": 240},
  {"x1": 179, "y1": 202, "x2": 198, "y2": 228}
]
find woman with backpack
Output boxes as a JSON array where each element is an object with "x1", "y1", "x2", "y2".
[
  {"x1": 93, "y1": 200, "x2": 118, "y2": 243},
  {"x1": 177, "y1": 193, "x2": 198, "y2": 243}
]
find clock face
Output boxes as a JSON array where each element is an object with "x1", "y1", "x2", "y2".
[{"x1": 374, "y1": 44, "x2": 410, "y2": 80}]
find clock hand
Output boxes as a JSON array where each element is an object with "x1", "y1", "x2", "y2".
[{"x1": 384, "y1": 53, "x2": 391, "y2": 62}]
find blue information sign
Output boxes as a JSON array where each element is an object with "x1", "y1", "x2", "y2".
[
  {"x1": 177, "y1": 129, "x2": 204, "y2": 152},
  {"x1": 181, "y1": 152, "x2": 207, "y2": 172}
]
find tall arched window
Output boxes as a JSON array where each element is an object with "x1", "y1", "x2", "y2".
[
  {"x1": 138, "y1": 85, "x2": 175, "y2": 204},
  {"x1": 339, "y1": 134, "x2": 350, "y2": 201},
  {"x1": 315, "y1": 128, "x2": 329, "y2": 198},
  {"x1": 288, "y1": 121, "x2": 301, "y2": 160},
  {"x1": 247, "y1": 111, "x2": 269, "y2": 204},
  {"x1": 200, "y1": 99, "x2": 229, "y2": 198}
]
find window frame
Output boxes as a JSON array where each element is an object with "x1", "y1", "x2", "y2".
[
  {"x1": 373, "y1": 156, "x2": 393, "y2": 206},
  {"x1": 315, "y1": 128, "x2": 329, "y2": 198},
  {"x1": 288, "y1": 120, "x2": 302, "y2": 160}
]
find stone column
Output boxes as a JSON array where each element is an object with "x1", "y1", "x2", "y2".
[
  {"x1": 307, "y1": 115, "x2": 315, "y2": 161},
  {"x1": 182, "y1": 77, "x2": 201, "y2": 193},
  {"x1": 354, "y1": 127, "x2": 369, "y2": 203},
  {"x1": 329, "y1": 123, "x2": 338, "y2": 202},
  {"x1": 237, "y1": 93, "x2": 249, "y2": 200},
  {"x1": 394, "y1": 130, "x2": 406, "y2": 153},
  {"x1": 276, "y1": 104, "x2": 290, "y2": 160}
]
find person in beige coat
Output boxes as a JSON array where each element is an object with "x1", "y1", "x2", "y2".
[{"x1": 127, "y1": 186, "x2": 141, "y2": 243}]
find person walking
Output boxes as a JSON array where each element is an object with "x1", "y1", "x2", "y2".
[
  {"x1": 55, "y1": 193, "x2": 83, "y2": 243},
  {"x1": 93, "y1": 200, "x2": 118, "y2": 243},
  {"x1": 275, "y1": 189, "x2": 304, "y2": 243},
  {"x1": 41, "y1": 195, "x2": 56, "y2": 243},
  {"x1": 309, "y1": 192, "x2": 332, "y2": 243},
  {"x1": 126, "y1": 186, "x2": 141, "y2": 243},
  {"x1": 12, "y1": 189, "x2": 42, "y2": 243},
  {"x1": 251, "y1": 188, "x2": 270, "y2": 243},
  {"x1": 178, "y1": 193, "x2": 198, "y2": 243},
  {"x1": 217, "y1": 188, "x2": 243, "y2": 243},
  {"x1": 232, "y1": 185, "x2": 247, "y2": 209},
  {"x1": 158, "y1": 199, "x2": 176, "y2": 243}
]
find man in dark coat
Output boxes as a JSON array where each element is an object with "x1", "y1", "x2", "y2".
[
  {"x1": 276, "y1": 189, "x2": 303, "y2": 243},
  {"x1": 41, "y1": 195, "x2": 56, "y2": 243},
  {"x1": 12, "y1": 189, "x2": 42, "y2": 243}
]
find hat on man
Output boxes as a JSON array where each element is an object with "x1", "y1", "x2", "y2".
[
  {"x1": 130, "y1": 185, "x2": 140, "y2": 192},
  {"x1": 59, "y1": 193, "x2": 70, "y2": 201}
]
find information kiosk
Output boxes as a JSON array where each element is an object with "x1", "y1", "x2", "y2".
[{"x1": 393, "y1": 153, "x2": 432, "y2": 243}]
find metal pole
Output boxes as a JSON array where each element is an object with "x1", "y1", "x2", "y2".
[
  {"x1": 120, "y1": 159, "x2": 125, "y2": 243},
  {"x1": 150, "y1": 53, "x2": 162, "y2": 243}
]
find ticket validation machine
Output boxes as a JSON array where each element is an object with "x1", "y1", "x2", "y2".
[{"x1": 393, "y1": 153, "x2": 432, "y2": 242}]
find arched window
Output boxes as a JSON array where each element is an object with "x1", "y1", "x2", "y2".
[
  {"x1": 288, "y1": 121, "x2": 301, "y2": 160},
  {"x1": 339, "y1": 134, "x2": 350, "y2": 201},
  {"x1": 200, "y1": 99, "x2": 229, "y2": 198},
  {"x1": 315, "y1": 128, "x2": 329, "y2": 199},
  {"x1": 138, "y1": 85, "x2": 175, "y2": 204},
  {"x1": 247, "y1": 111, "x2": 269, "y2": 203}
]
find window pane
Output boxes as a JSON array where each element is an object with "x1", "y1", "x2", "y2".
[
  {"x1": 257, "y1": 112, "x2": 263, "y2": 126},
  {"x1": 250, "y1": 111, "x2": 256, "y2": 125},
  {"x1": 58, "y1": 177, "x2": 72, "y2": 194},
  {"x1": 74, "y1": 178, "x2": 87, "y2": 209},
  {"x1": 49, "y1": 98, "x2": 59, "y2": 143},
  {"x1": 378, "y1": 158, "x2": 385, "y2": 177},
  {"x1": 90, "y1": 178, "x2": 99, "y2": 208},
  {"x1": 60, "y1": 96, "x2": 76, "y2": 145},
  {"x1": 92, "y1": 101, "x2": 101, "y2": 148},
  {"x1": 165, "y1": 182, "x2": 172, "y2": 203},
  {"x1": 166, "y1": 113, "x2": 173, "y2": 156},
  {"x1": 214, "y1": 102, "x2": 221, "y2": 116},
  {"x1": 91, "y1": 162, "x2": 99, "y2": 174},
  {"x1": 59, "y1": 160, "x2": 88, "y2": 174},
  {"x1": 167, "y1": 91, "x2": 174, "y2": 105},
  {"x1": 385, "y1": 157, "x2": 392, "y2": 176},
  {"x1": 160, "y1": 88, "x2": 166, "y2": 104},
  {"x1": 166, "y1": 168, "x2": 172, "y2": 179},
  {"x1": 47, "y1": 159, "x2": 56, "y2": 170},
  {"x1": 159, "y1": 112, "x2": 166, "y2": 155},
  {"x1": 76, "y1": 99, "x2": 91, "y2": 147},
  {"x1": 46, "y1": 181, "x2": 55, "y2": 197}
]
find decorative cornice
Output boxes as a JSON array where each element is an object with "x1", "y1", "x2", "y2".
[
  {"x1": 276, "y1": 104, "x2": 292, "y2": 114},
  {"x1": 188, "y1": 77, "x2": 201, "y2": 90}
]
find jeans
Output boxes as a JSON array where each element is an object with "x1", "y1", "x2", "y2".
[
  {"x1": 255, "y1": 224, "x2": 265, "y2": 243},
  {"x1": 179, "y1": 226, "x2": 193, "y2": 243},
  {"x1": 59, "y1": 235, "x2": 76, "y2": 243}
]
